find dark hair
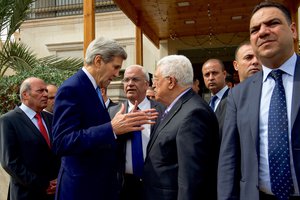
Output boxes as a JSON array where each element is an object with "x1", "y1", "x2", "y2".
[
  {"x1": 252, "y1": 1, "x2": 292, "y2": 24},
  {"x1": 235, "y1": 41, "x2": 251, "y2": 60}
]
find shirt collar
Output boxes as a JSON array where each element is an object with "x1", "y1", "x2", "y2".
[
  {"x1": 213, "y1": 85, "x2": 229, "y2": 99},
  {"x1": 165, "y1": 87, "x2": 191, "y2": 113},
  {"x1": 19, "y1": 103, "x2": 37, "y2": 120},
  {"x1": 82, "y1": 67, "x2": 97, "y2": 89},
  {"x1": 128, "y1": 97, "x2": 149, "y2": 112},
  {"x1": 262, "y1": 53, "x2": 296, "y2": 82}
]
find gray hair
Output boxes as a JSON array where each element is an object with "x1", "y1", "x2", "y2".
[
  {"x1": 85, "y1": 37, "x2": 127, "y2": 64},
  {"x1": 125, "y1": 65, "x2": 150, "y2": 82},
  {"x1": 157, "y1": 55, "x2": 193, "y2": 87},
  {"x1": 19, "y1": 78, "x2": 31, "y2": 101}
]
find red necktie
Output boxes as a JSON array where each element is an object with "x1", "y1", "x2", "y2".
[{"x1": 35, "y1": 113, "x2": 51, "y2": 148}]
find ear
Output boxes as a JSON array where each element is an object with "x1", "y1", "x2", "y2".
[
  {"x1": 233, "y1": 60, "x2": 238, "y2": 71},
  {"x1": 290, "y1": 22, "x2": 297, "y2": 40},
  {"x1": 94, "y1": 55, "x2": 103, "y2": 66},
  {"x1": 167, "y1": 76, "x2": 176, "y2": 89}
]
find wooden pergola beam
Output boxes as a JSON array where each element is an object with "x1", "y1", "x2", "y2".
[{"x1": 83, "y1": 0, "x2": 95, "y2": 57}]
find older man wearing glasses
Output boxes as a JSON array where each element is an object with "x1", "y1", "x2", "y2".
[{"x1": 109, "y1": 64, "x2": 165, "y2": 200}]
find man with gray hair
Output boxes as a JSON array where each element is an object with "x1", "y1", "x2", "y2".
[
  {"x1": 0, "y1": 77, "x2": 60, "y2": 200},
  {"x1": 143, "y1": 55, "x2": 219, "y2": 200},
  {"x1": 52, "y1": 37, "x2": 158, "y2": 200},
  {"x1": 109, "y1": 64, "x2": 164, "y2": 200}
]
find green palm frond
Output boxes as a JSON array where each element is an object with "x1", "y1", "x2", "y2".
[
  {"x1": 7, "y1": 0, "x2": 35, "y2": 40},
  {"x1": 0, "y1": 41, "x2": 38, "y2": 76},
  {"x1": 0, "y1": 0, "x2": 14, "y2": 36},
  {"x1": 38, "y1": 55, "x2": 83, "y2": 71}
]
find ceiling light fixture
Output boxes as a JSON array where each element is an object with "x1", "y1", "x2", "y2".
[
  {"x1": 185, "y1": 20, "x2": 195, "y2": 24},
  {"x1": 231, "y1": 15, "x2": 243, "y2": 20},
  {"x1": 177, "y1": 1, "x2": 190, "y2": 7}
]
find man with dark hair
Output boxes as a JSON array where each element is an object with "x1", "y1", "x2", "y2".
[
  {"x1": 218, "y1": 2, "x2": 300, "y2": 200},
  {"x1": 233, "y1": 41, "x2": 261, "y2": 82}
]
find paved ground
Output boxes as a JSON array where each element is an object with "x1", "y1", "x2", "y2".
[{"x1": 0, "y1": 167, "x2": 9, "y2": 200}]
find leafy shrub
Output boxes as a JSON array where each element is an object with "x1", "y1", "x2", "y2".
[{"x1": 0, "y1": 65, "x2": 76, "y2": 114}]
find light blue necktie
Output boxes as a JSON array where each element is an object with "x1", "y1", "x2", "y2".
[
  {"x1": 96, "y1": 87, "x2": 105, "y2": 108},
  {"x1": 268, "y1": 70, "x2": 293, "y2": 200}
]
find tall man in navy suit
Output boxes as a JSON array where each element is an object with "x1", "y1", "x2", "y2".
[
  {"x1": 52, "y1": 37, "x2": 158, "y2": 200},
  {"x1": 0, "y1": 77, "x2": 60, "y2": 200},
  {"x1": 218, "y1": 2, "x2": 300, "y2": 200},
  {"x1": 143, "y1": 55, "x2": 219, "y2": 200}
]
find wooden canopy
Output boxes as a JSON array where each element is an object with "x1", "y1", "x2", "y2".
[{"x1": 113, "y1": 0, "x2": 299, "y2": 49}]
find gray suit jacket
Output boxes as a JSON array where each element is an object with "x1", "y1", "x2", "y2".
[
  {"x1": 143, "y1": 89, "x2": 219, "y2": 200},
  {"x1": 215, "y1": 87, "x2": 229, "y2": 142},
  {"x1": 218, "y1": 55, "x2": 300, "y2": 200}
]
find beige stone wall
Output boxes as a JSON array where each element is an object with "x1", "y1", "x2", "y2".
[{"x1": 20, "y1": 11, "x2": 161, "y2": 74}]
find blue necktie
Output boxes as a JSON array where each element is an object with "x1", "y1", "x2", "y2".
[
  {"x1": 131, "y1": 130, "x2": 143, "y2": 178},
  {"x1": 96, "y1": 87, "x2": 105, "y2": 108},
  {"x1": 268, "y1": 70, "x2": 293, "y2": 200},
  {"x1": 209, "y1": 95, "x2": 218, "y2": 111}
]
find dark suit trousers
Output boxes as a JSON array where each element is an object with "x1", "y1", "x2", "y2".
[{"x1": 120, "y1": 174, "x2": 143, "y2": 200}]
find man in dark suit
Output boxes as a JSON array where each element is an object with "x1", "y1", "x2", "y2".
[
  {"x1": 100, "y1": 86, "x2": 117, "y2": 109},
  {"x1": 218, "y1": 2, "x2": 300, "y2": 200},
  {"x1": 52, "y1": 37, "x2": 158, "y2": 200},
  {"x1": 143, "y1": 55, "x2": 219, "y2": 200},
  {"x1": 43, "y1": 84, "x2": 58, "y2": 114},
  {"x1": 0, "y1": 77, "x2": 60, "y2": 200},
  {"x1": 109, "y1": 64, "x2": 165, "y2": 200},
  {"x1": 202, "y1": 58, "x2": 229, "y2": 139},
  {"x1": 233, "y1": 40, "x2": 262, "y2": 83}
]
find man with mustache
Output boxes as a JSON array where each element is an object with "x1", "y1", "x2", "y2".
[
  {"x1": 218, "y1": 1, "x2": 300, "y2": 200},
  {"x1": 109, "y1": 65, "x2": 164, "y2": 200},
  {"x1": 233, "y1": 41, "x2": 262, "y2": 83}
]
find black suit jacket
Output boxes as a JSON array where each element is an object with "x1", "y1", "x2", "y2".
[
  {"x1": 0, "y1": 107, "x2": 60, "y2": 200},
  {"x1": 143, "y1": 89, "x2": 219, "y2": 200},
  {"x1": 218, "y1": 55, "x2": 300, "y2": 200},
  {"x1": 108, "y1": 98, "x2": 165, "y2": 188}
]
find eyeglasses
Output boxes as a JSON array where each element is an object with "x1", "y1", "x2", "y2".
[{"x1": 122, "y1": 77, "x2": 144, "y2": 83}]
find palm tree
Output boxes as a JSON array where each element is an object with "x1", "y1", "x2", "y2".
[{"x1": 0, "y1": 0, "x2": 83, "y2": 77}]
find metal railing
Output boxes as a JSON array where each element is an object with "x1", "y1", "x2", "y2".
[{"x1": 27, "y1": 0, "x2": 119, "y2": 19}]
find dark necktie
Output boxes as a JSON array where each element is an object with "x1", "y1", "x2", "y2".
[
  {"x1": 35, "y1": 113, "x2": 51, "y2": 148},
  {"x1": 96, "y1": 87, "x2": 105, "y2": 108},
  {"x1": 160, "y1": 109, "x2": 169, "y2": 121},
  {"x1": 268, "y1": 70, "x2": 293, "y2": 200},
  {"x1": 209, "y1": 95, "x2": 218, "y2": 111},
  {"x1": 131, "y1": 107, "x2": 143, "y2": 178}
]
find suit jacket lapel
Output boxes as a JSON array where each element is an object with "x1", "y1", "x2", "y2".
[
  {"x1": 291, "y1": 55, "x2": 300, "y2": 129},
  {"x1": 147, "y1": 89, "x2": 193, "y2": 154},
  {"x1": 15, "y1": 107, "x2": 47, "y2": 141},
  {"x1": 249, "y1": 72, "x2": 263, "y2": 156}
]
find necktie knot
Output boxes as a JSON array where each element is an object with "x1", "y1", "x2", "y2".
[
  {"x1": 96, "y1": 87, "x2": 105, "y2": 108},
  {"x1": 270, "y1": 70, "x2": 283, "y2": 81}
]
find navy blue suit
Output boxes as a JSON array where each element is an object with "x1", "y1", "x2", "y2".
[{"x1": 52, "y1": 69, "x2": 118, "y2": 200}]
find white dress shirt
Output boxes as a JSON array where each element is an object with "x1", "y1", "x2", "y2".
[
  {"x1": 211, "y1": 85, "x2": 228, "y2": 112},
  {"x1": 259, "y1": 53, "x2": 299, "y2": 195},
  {"x1": 125, "y1": 97, "x2": 151, "y2": 174}
]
